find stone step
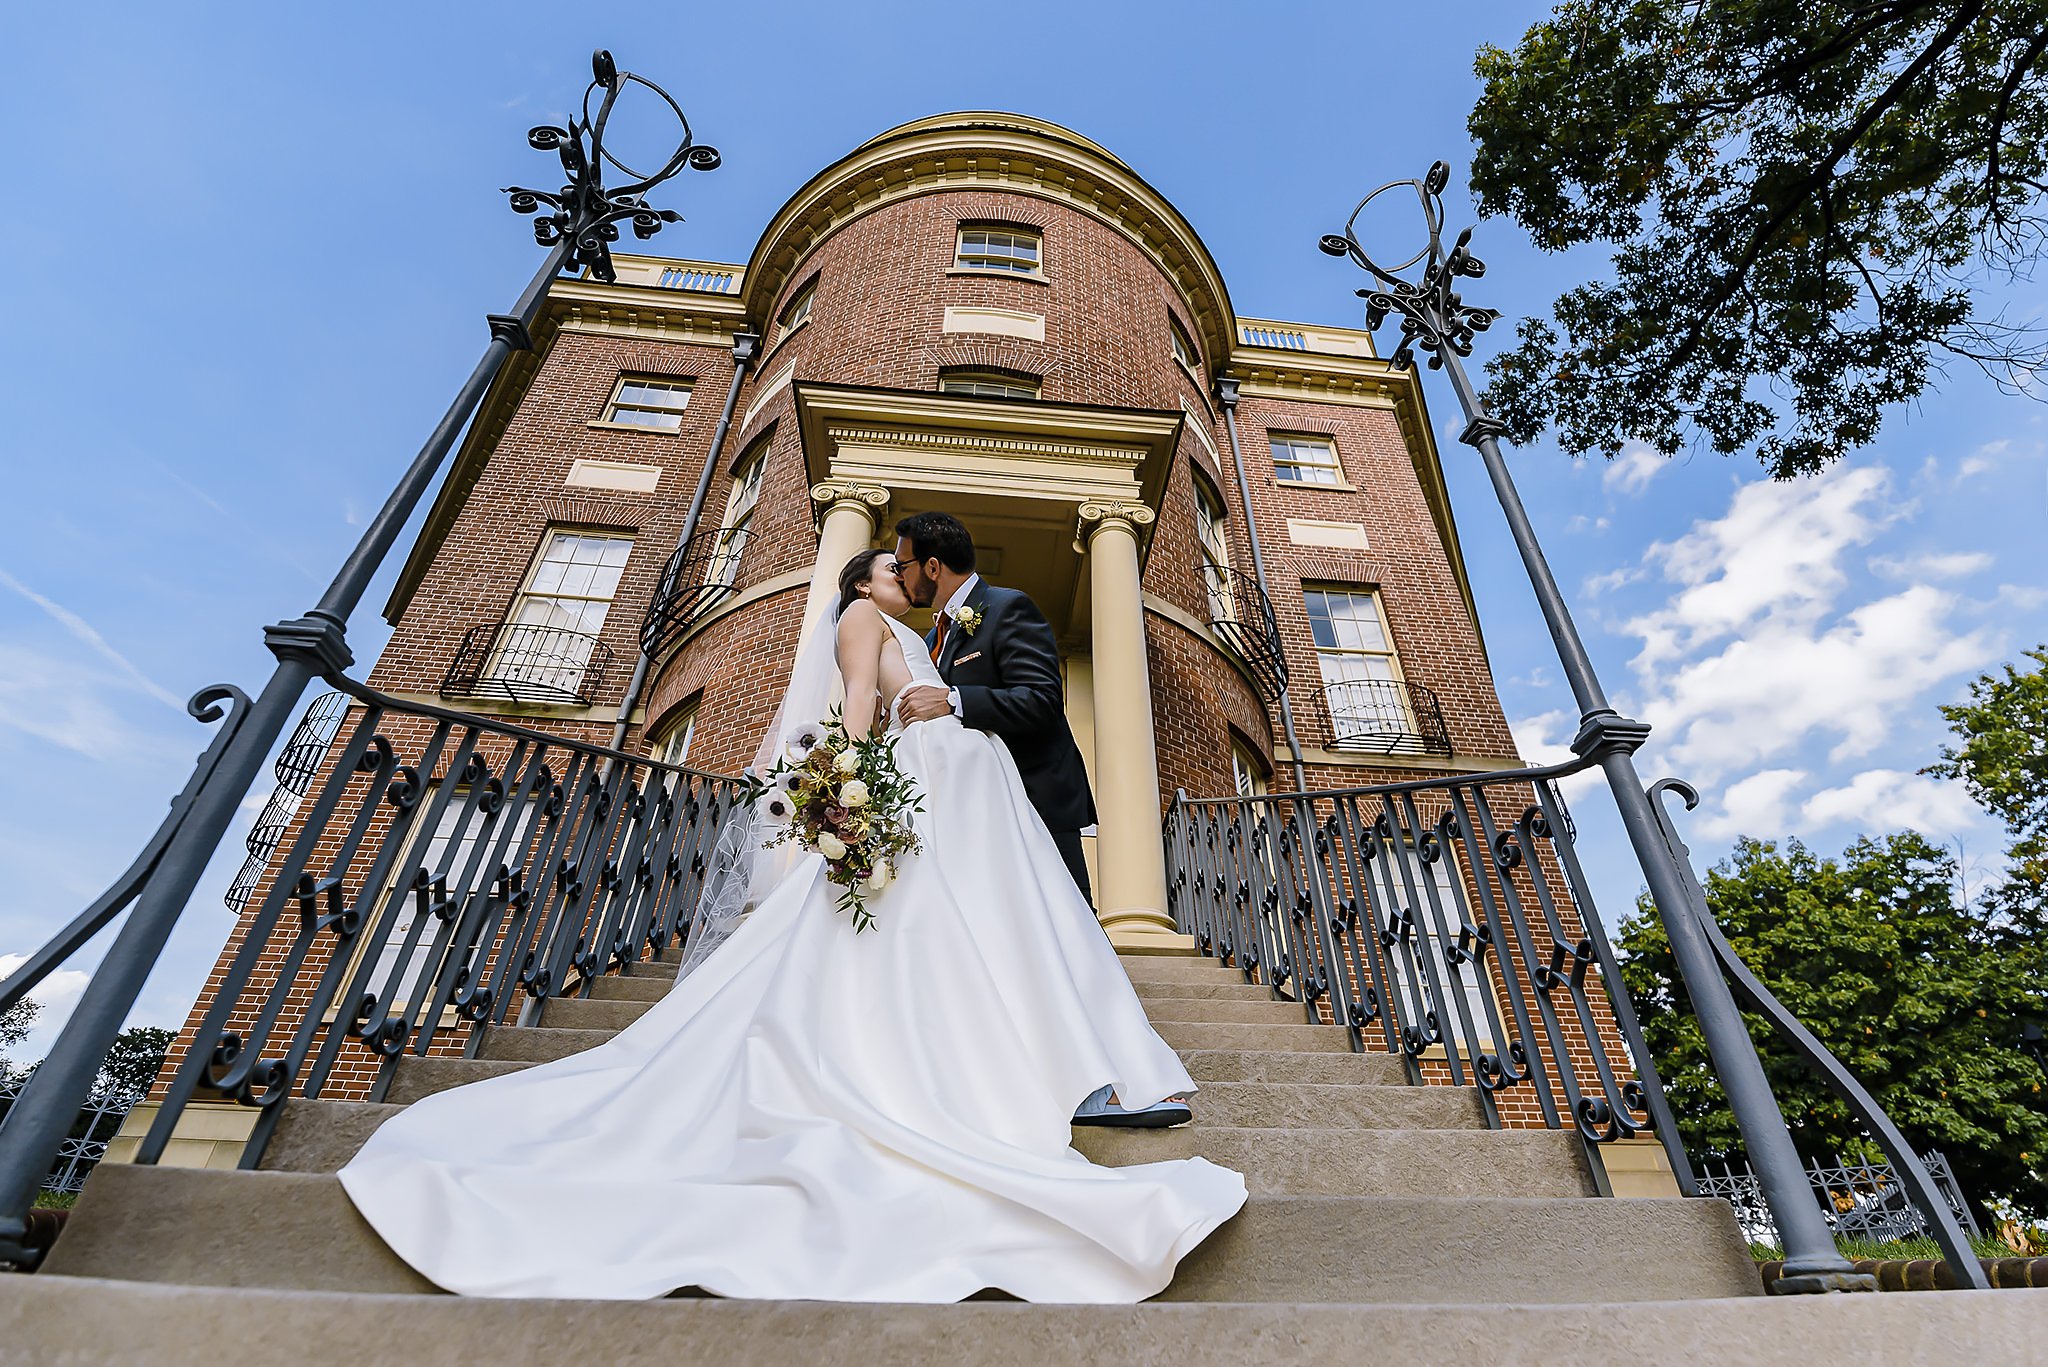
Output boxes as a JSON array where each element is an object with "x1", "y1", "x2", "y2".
[
  {"x1": 43, "y1": 1166, "x2": 1759, "y2": 1305},
  {"x1": 629, "y1": 958, "x2": 681, "y2": 978},
  {"x1": 541, "y1": 996, "x2": 652, "y2": 1032},
  {"x1": 12, "y1": 1274, "x2": 2044, "y2": 1367},
  {"x1": 1189, "y1": 1081, "x2": 1484, "y2": 1130},
  {"x1": 1151, "y1": 1021, "x2": 1351, "y2": 1053},
  {"x1": 1073, "y1": 1126, "x2": 1596, "y2": 1197},
  {"x1": 1117, "y1": 957, "x2": 1243, "y2": 985},
  {"x1": 1178, "y1": 1049, "x2": 1409, "y2": 1086},
  {"x1": 1141, "y1": 998, "x2": 1311, "y2": 1026},
  {"x1": 1132, "y1": 980, "x2": 1285, "y2": 1002},
  {"x1": 590, "y1": 975, "x2": 676, "y2": 1003},
  {"x1": 476, "y1": 1026, "x2": 615, "y2": 1063},
  {"x1": 260, "y1": 1101, "x2": 406, "y2": 1175},
  {"x1": 396, "y1": 1046, "x2": 1410, "y2": 1104},
  {"x1": 386, "y1": 1056, "x2": 532, "y2": 1105}
]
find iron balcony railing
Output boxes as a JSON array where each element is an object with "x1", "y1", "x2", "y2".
[
  {"x1": 440, "y1": 622, "x2": 617, "y2": 707},
  {"x1": 1163, "y1": 758, "x2": 1987, "y2": 1280},
  {"x1": 0, "y1": 1085, "x2": 135, "y2": 1197},
  {"x1": 1694, "y1": 1150, "x2": 1981, "y2": 1248},
  {"x1": 226, "y1": 691, "x2": 349, "y2": 913},
  {"x1": 639, "y1": 526, "x2": 752, "y2": 660},
  {"x1": 127, "y1": 679, "x2": 745, "y2": 1176},
  {"x1": 1199, "y1": 564, "x2": 1289, "y2": 701},
  {"x1": 1320, "y1": 677, "x2": 1452, "y2": 756}
]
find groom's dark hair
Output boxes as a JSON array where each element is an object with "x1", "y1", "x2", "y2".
[{"x1": 894, "y1": 511, "x2": 976, "y2": 573}]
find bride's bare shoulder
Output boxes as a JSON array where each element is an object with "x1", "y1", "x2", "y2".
[{"x1": 836, "y1": 600, "x2": 887, "y2": 637}]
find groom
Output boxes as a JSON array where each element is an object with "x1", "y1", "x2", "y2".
[{"x1": 892, "y1": 512, "x2": 1191, "y2": 1129}]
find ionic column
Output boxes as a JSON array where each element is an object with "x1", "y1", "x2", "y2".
[
  {"x1": 1075, "y1": 500, "x2": 1189, "y2": 951},
  {"x1": 793, "y1": 482, "x2": 890, "y2": 657}
]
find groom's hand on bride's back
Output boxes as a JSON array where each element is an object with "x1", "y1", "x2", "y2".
[{"x1": 894, "y1": 686, "x2": 955, "y2": 723}]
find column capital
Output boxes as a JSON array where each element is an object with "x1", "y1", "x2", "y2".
[
  {"x1": 1075, "y1": 500, "x2": 1156, "y2": 548},
  {"x1": 810, "y1": 481, "x2": 890, "y2": 529}
]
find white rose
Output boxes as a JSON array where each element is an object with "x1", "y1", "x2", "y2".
[
  {"x1": 834, "y1": 750, "x2": 860, "y2": 775},
  {"x1": 816, "y1": 832, "x2": 848, "y2": 860},
  {"x1": 839, "y1": 779, "x2": 870, "y2": 808},
  {"x1": 864, "y1": 861, "x2": 892, "y2": 892}
]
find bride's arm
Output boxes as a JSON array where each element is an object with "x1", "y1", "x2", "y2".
[{"x1": 834, "y1": 601, "x2": 887, "y2": 737}]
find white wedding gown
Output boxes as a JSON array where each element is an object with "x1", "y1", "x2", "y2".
[{"x1": 338, "y1": 614, "x2": 1246, "y2": 1301}]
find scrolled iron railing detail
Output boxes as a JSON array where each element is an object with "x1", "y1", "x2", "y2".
[
  {"x1": 136, "y1": 674, "x2": 749, "y2": 1174},
  {"x1": 1320, "y1": 677, "x2": 1451, "y2": 757},
  {"x1": 226, "y1": 691, "x2": 348, "y2": 913},
  {"x1": 640, "y1": 526, "x2": 753, "y2": 660},
  {"x1": 1199, "y1": 564, "x2": 1288, "y2": 701},
  {"x1": 1166, "y1": 757, "x2": 1693, "y2": 1176},
  {"x1": 440, "y1": 622, "x2": 618, "y2": 707}
]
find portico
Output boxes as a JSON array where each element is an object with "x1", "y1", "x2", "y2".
[{"x1": 790, "y1": 383, "x2": 1192, "y2": 950}]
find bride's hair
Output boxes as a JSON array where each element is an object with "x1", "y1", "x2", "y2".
[{"x1": 837, "y1": 548, "x2": 891, "y2": 612}]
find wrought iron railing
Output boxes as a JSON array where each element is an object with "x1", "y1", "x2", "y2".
[
  {"x1": 1695, "y1": 1150, "x2": 1980, "y2": 1247},
  {"x1": 639, "y1": 526, "x2": 752, "y2": 660},
  {"x1": 1320, "y1": 677, "x2": 1451, "y2": 756},
  {"x1": 225, "y1": 692, "x2": 349, "y2": 912},
  {"x1": 1199, "y1": 564, "x2": 1288, "y2": 700},
  {"x1": 440, "y1": 622, "x2": 617, "y2": 706},
  {"x1": 1164, "y1": 756, "x2": 1990, "y2": 1286},
  {"x1": 143, "y1": 677, "x2": 745, "y2": 1172},
  {"x1": 1166, "y1": 761, "x2": 1680, "y2": 1183}
]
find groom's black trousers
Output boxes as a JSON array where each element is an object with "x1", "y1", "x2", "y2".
[{"x1": 1051, "y1": 831, "x2": 1094, "y2": 910}]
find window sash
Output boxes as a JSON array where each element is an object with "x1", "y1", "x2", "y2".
[
  {"x1": 605, "y1": 377, "x2": 692, "y2": 430},
  {"x1": 652, "y1": 706, "x2": 697, "y2": 767},
  {"x1": 1362, "y1": 843, "x2": 1502, "y2": 1049},
  {"x1": 496, "y1": 532, "x2": 633, "y2": 690},
  {"x1": 708, "y1": 449, "x2": 767, "y2": 589},
  {"x1": 1307, "y1": 588, "x2": 1412, "y2": 737},
  {"x1": 1230, "y1": 741, "x2": 1266, "y2": 797},
  {"x1": 1171, "y1": 321, "x2": 1200, "y2": 372},
  {"x1": 955, "y1": 227, "x2": 1042, "y2": 274},
  {"x1": 1194, "y1": 483, "x2": 1233, "y2": 622},
  {"x1": 1271, "y1": 434, "x2": 1341, "y2": 484},
  {"x1": 775, "y1": 283, "x2": 814, "y2": 343},
  {"x1": 939, "y1": 373, "x2": 1040, "y2": 400}
]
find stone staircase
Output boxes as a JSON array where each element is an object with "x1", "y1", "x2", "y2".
[{"x1": 6, "y1": 949, "x2": 2043, "y2": 1363}]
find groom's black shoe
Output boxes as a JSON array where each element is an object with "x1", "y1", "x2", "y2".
[{"x1": 1071, "y1": 1085, "x2": 1193, "y2": 1129}]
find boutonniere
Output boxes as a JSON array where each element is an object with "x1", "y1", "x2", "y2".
[{"x1": 948, "y1": 604, "x2": 984, "y2": 636}]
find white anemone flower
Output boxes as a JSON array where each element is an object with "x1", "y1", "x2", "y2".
[
  {"x1": 784, "y1": 721, "x2": 825, "y2": 760},
  {"x1": 758, "y1": 792, "x2": 794, "y2": 822}
]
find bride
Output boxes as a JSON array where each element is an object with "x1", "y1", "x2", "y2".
[{"x1": 337, "y1": 547, "x2": 1248, "y2": 1302}]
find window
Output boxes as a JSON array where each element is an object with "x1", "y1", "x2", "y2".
[
  {"x1": 954, "y1": 225, "x2": 1042, "y2": 275},
  {"x1": 1305, "y1": 588, "x2": 1412, "y2": 742},
  {"x1": 1270, "y1": 433, "x2": 1343, "y2": 485},
  {"x1": 602, "y1": 376, "x2": 693, "y2": 430},
  {"x1": 774, "y1": 278, "x2": 816, "y2": 345},
  {"x1": 1171, "y1": 317, "x2": 1201, "y2": 376},
  {"x1": 938, "y1": 371, "x2": 1040, "y2": 400},
  {"x1": 1230, "y1": 737, "x2": 1267, "y2": 797},
  {"x1": 1193, "y1": 478, "x2": 1233, "y2": 624},
  {"x1": 708, "y1": 438, "x2": 768, "y2": 589},
  {"x1": 650, "y1": 700, "x2": 698, "y2": 768},
  {"x1": 496, "y1": 531, "x2": 633, "y2": 694}
]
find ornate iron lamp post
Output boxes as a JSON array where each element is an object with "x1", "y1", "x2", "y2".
[
  {"x1": 1319, "y1": 165, "x2": 1874, "y2": 1294},
  {"x1": 0, "y1": 51, "x2": 716, "y2": 1268}
]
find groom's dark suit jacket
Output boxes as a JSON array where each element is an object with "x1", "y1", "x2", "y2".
[{"x1": 928, "y1": 579, "x2": 1097, "y2": 834}]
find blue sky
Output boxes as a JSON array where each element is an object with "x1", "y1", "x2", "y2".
[{"x1": 2, "y1": 3, "x2": 2043, "y2": 1062}]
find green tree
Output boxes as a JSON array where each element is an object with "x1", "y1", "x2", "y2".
[
  {"x1": 1928, "y1": 644, "x2": 2048, "y2": 932},
  {"x1": 0, "y1": 996, "x2": 37, "y2": 1088},
  {"x1": 93, "y1": 1026, "x2": 175, "y2": 1104},
  {"x1": 1468, "y1": 1, "x2": 2048, "y2": 477},
  {"x1": 1621, "y1": 834, "x2": 2048, "y2": 1215}
]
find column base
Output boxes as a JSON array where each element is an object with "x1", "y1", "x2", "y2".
[{"x1": 1101, "y1": 916, "x2": 1197, "y2": 955}]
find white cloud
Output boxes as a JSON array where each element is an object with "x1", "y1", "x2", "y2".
[
  {"x1": 1507, "y1": 710, "x2": 1603, "y2": 799},
  {"x1": 1958, "y1": 439, "x2": 2008, "y2": 480},
  {"x1": 1585, "y1": 565, "x2": 1644, "y2": 596},
  {"x1": 0, "y1": 643, "x2": 190, "y2": 763},
  {"x1": 1626, "y1": 466, "x2": 1899, "y2": 668},
  {"x1": 1870, "y1": 550, "x2": 1993, "y2": 581},
  {"x1": 0, "y1": 569, "x2": 182, "y2": 711},
  {"x1": 1800, "y1": 768, "x2": 1979, "y2": 836},
  {"x1": 1604, "y1": 446, "x2": 1667, "y2": 496},
  {"x1": 1566, "y1": 514, "x2": 1612, "y2": 534},
  {"x1": 1696, "y1": 767, "x2": 1807, "y2": 840},
  {"x1": 0, "y1": 953, "x2": 94, "y2": 1068}
]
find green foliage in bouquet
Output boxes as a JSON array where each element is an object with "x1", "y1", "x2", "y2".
[{"x1": 742, "y1": 710, "x2": 925, "y2": 932}]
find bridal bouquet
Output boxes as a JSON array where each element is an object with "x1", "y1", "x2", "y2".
[{"x1": 743, "y1": 712, "x2": 924, "y2": 932}]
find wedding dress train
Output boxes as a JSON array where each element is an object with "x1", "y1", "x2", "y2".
[{"x1": 337, "y1": 614, "x2": 1247, "y2": 1301}]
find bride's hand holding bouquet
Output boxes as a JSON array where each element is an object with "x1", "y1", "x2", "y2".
[{"x1": 742, "y1": 711, "x2": 924, "y2": 932}]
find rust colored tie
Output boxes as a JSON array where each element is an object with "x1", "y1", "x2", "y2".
[{"x1": 929, "y1": 612, "x2": 948, "y2": 665}]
